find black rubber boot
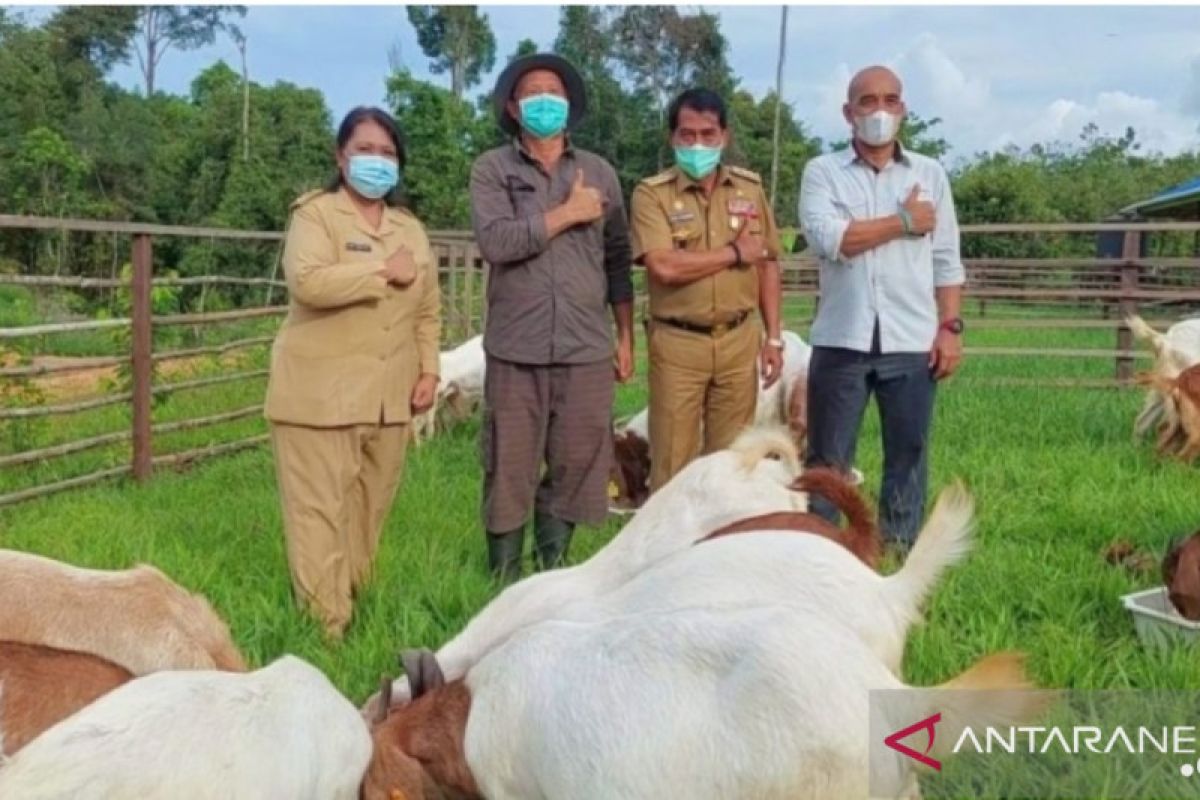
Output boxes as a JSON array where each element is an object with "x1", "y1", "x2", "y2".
[
  {"x1": 486, "y1": 526, "x2": 525, "y2": 584},
  {"x1": 533, "y1": 511, "x2": 575, "y2": 571}
]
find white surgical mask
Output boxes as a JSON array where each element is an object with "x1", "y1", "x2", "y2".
[{"x1": 854, "y1": 110, "x2": 900, "y2": 147}]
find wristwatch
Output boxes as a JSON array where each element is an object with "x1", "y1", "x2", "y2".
[
  {"x1": 765, "y1": 337, "x2": 785, "y2": 350},
  {"x1": 939, "y1": 318, "x2": 965, "y2": 335}
]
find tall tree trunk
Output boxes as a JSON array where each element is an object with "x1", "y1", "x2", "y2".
[
  {"x1": 452, "y1": 59, "x2": 465, "y2": 99},
  {"x1": 769, "y1": 6, "x2": 788, "y2": 211},
  {"x1": 143, "y1": 10, "x2": 157, "y2": 96},
  {"x1": 239, "y1": 37, "x2": 250, "y2": 162}
]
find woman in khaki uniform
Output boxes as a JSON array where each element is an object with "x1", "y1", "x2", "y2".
[{"x1": 266, "y1": 107, "x2": 441, "y2": 639}]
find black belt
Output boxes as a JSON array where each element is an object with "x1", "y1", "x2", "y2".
[{"x1": 653, "y1": 310, "x2": 751, "y2": 336}]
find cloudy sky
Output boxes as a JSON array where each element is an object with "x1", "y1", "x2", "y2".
[{"x1": 24, "y1": 4, "x2": 1200, "y2": 163}]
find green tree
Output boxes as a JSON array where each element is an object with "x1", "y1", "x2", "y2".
[
  {"x1": 386, "y1": 68, "x2": 488, "y2": 228},
  {"x1": 553, "y1": 7, "x2": 654, "y2": 194},
  {"x1": 3, "y1": 127, "x2": 91, "y2": 217},
  {"x1": 900, "y1": 113, "x2": 950, "y2": 159},
  {"x1": 46, "y1": 5, "x2": 139, "y2": 75},
  {"x1": 610, "y1": 6, "x2": 737, "y2": 170},
  {"x1": 506, "y1": 38, "x2": 538, "y2": 64},
  {"x1": 405, "y1": 6, "x2": 496, "y2": 99},
  {"x1": 727, "y1": 90, "x2": 822, "y2": 229},
  {"x1": 133, "y1": 6, "x2": 247, "y2": 95}
]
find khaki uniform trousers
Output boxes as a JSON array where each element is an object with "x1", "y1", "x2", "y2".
[
  {"x1": 270, "y1": 420, "x2": 409, "y2": 637},
  {"x1": 647, "y1": 318, "x2": 760, "y2": 492}
]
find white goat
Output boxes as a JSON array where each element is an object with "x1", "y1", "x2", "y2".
[
  {"x1": 365, "y1": 425, "x2": 807, "y2": 715},
  {"x1": 365, "y1": 608, "x2": 1041, "y2": 800},
  {"x1": 0, "y1": 655, "x2": 371, "y2": 800},
  {"x1": 556, "y1": 480, "x2": 975, "y2": 675},
  {"x1": 0, "y1": 549, "x2": 246, "y2": 675},
  {"x1": 1128, "y1": 315, "x2": 1200, "y2": 439},
  {"x1": 412, "y1": 335, "x2": 486, "y2": 444}
]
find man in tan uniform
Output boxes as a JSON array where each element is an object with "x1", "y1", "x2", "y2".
[
  {"x1": 266, "y1": 107, "x2": 441, "y2": 638},
  {"x1": 630, "y1": 88, "x2": 785, "y2": 492}
]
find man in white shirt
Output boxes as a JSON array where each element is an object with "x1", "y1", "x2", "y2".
[{"x1": 798, "y1": 65, "x2": 965, "y2": 550}]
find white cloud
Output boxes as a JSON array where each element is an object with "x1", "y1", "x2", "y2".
[
  {"x1": 892, "y1": 33, "x2": 990, "y2": 114},
  {"x1": 797, "y1": 31, "x2": 1200, "y2": 159},
  {"x1": 996, "y1": 91, "x2": 1200, "y2": 156}
]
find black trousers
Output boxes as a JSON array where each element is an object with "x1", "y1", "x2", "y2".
[{"x1": 804, "y1": 327, "x2": 937, "y2": 545}]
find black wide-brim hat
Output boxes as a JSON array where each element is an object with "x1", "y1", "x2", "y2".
[{"x1": 492, "y1": 53, "x2": 587, "y2": 136}]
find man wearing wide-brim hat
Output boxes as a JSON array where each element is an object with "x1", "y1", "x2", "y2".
[{"x1": 469, "y1": 53, "x2": 634, "y2": 582}]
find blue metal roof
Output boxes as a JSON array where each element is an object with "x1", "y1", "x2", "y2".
[{"x1": 1117, "y1": 176, "x2": 1200, "y2": 218}]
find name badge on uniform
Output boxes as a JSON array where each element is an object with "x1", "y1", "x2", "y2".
[
  {"x1": 669, "y1": 199, "x2": 696, "y2": 243},
  {"x1": 346, "y1": 241, "x2": 373, "y2": 253}
]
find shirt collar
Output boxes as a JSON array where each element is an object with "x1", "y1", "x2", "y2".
[
  {"x1": 841, "y1": 140, "x2": 910, "y2": 170},
  {"x1": 333, "y1": 185, "x2": 400, "y2": 238},
  {"x1": 513, "y1": 134, "x2": 576, "y2": 164},
  {"x1": 674, "y1": 164, "x2": 736, "y2": 193}
]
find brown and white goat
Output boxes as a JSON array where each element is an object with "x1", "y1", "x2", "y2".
[
  {"x1": 0, "y1": 641, "x2": 133, "y2": 755},
  {"x1": 0, "y1": 550, "x2": 246, "y2": 676},
  {"x1": 1128, "y1": 315, "x2": 1200, "y2": 441},
  {"x1": 700, "y1": 466, "x2": 881, "y2": 568},
  {"x1": 1137, "y1": 363, "x2": 1200, "y2": 462}
]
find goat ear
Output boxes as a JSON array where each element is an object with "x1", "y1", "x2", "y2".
[
  {"x1": 372, "y1": 674, "x2": 393, "y2": 725},
  {"x1": 400, "y1": 648, "x2": 445, "y2": 700}
]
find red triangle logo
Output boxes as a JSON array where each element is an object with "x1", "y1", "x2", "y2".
[{"x1": 883, "y1": 712, "x2": 943, "y2": 771}]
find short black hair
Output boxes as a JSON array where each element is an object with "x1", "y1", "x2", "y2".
[
  {"x1": 325, "y1": 106, "x2": 408, "y2": 208},
  {"x1": 668, "y1": 88, "x2": 727, "y2": 131}
]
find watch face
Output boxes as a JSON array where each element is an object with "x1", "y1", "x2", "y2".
[{"x1": 947, "y1": 318, "x2": 964, "y2": 334}]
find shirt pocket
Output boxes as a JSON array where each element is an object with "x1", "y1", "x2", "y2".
[{"x1": 505, "y1": 175, "x2": 541, "y2": 217}]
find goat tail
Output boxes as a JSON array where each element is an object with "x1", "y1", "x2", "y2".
[
  {"x1": 1127, "y1": 314, "x2": 1165, "y2": 354},
  {"x1": 918, "y1": 652, "x2": 1055, "y2": 764},
  {"x1": 886, "y1": 481, "x2": 974, "y2": 612},
  {"x1": 729, "y1": 424, "x2": 801, "y2": 475},
  {"x1": 792, "y1": 467, "x2": 880, "y2": 566}
]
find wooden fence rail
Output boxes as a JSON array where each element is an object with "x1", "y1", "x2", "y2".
[{"x1": 2, "y1": 214, "x2": 1199, "y2": 509}]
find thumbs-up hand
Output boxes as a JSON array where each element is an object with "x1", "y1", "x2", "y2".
[
  {"x1": 900, "y1": 183, "x2": 936, "y2": 236},
  {"x1": 564, "y1": 169, "x2": 606, "y2": 225}
]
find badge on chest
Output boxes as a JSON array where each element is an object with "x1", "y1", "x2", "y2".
[
  {"x1": 727, "y1": 195, "x2": 758, "y2": 232},
  {"x1": 669, "y1": 199, "x2": 697, "y2": 243},
  {"x1": 345, "y1": 241, "x2": 373, "y2": 253}
]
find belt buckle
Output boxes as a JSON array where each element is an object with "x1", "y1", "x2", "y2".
[{"x1": 711, "y1": 321, "x2": 729, "y2": 337}]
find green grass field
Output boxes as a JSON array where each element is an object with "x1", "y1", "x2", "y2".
[{"x1": 1, "y1": 295, "x2": 1198, "y2": 715}]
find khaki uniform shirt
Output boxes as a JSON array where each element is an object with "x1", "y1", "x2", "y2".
[
  {"x1": 630, "y1": 165, "x2": 781, "y2": 326},
  {"x1": 265, "y1": 187, "x2": 442, "y2": 427}
]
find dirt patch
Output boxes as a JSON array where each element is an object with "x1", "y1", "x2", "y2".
[{"x1": 9, "y1": 352, "x2": 256, "y2": 403}]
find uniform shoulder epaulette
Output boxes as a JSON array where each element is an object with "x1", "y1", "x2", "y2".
[
  {"x1": 641, "y1": 169, "x2": 676, "y2": 187},
  {"x1": 289, "y1": 189, "x2": 325, "y2": 210},
  {"x1": 726, "y1": 165, "x2": 763, "y2": 184}
]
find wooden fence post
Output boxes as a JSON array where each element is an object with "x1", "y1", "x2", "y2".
[
  {"x1": 1115, "y1": 228, "x2": 1141, "y2": 384},
  {"x1": 130, "y1": 233, "x2": 154, "y2": 481},
  {"x1": 464, "y1": 244, "x2": 477, "y2": 337}
]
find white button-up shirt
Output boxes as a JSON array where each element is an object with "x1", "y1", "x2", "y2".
[{"x1": 798, "y1": 145, "x2": 964, "y2": 354}]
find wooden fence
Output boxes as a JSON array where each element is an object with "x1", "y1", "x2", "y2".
[
  {"x1": 0, "y1": 215, "x2": 486, "y2": 507},
  {"x1": 1, "y1": 214, "x2": 1198, "y2": 507}
]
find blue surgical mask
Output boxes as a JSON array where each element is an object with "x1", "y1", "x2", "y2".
[
  {"x1": 346, "y1": 154, "x2": 399, "y2": 200},
  {"x1": 674, "y1": 145, "x2": 723, "y2": 180},
  {"x1": 518, "y1": 94, "x2": 570, "y2": 139}
]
